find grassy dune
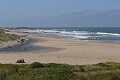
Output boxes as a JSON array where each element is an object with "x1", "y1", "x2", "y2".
[
  {"x1": 0, "y1": 62, "x2": 119, "y2": 80},
  {"x1": 0, "y1": 29, "x2": 20, "y2": 42}
]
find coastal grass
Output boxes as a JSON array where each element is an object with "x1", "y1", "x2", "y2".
[
  {"x1": 0, "y1": 62, "x2": 119, "y2": 80},
  {"x1": 0, "y1": 29, "x2": 20, "y2": 42}
]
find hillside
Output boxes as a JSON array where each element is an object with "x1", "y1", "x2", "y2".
[{"x1": 0, "y1": 29, "x2": 20, "y2": 42}]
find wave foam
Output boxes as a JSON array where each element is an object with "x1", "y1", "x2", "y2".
[
  {"x1": 74, "y1": 36, "x2": 89, "y2": 39},
  {"x1": 11, "y1": 29, "x2": 120, "y2": 41},
  {"x1": 97, "y1": 32, "x2": 120, "y2": 36}
]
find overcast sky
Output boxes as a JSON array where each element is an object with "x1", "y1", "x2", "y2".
[{"x1": 0, "y1": 0, "x2": 120, "y2": 27}]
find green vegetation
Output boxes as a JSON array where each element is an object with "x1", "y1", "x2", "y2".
[
  {"x1": 0, "y1": 62, "x2": 119, "y2": 80},
  {"x1": 0, "y1": 29, "x2": 20, "y2": 42}
]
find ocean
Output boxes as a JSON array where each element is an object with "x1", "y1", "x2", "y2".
[{"x1": 11, "y1": 27, "x2": 120, "y2": 44}]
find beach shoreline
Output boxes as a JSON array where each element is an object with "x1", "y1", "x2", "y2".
[{"x1": 0, "y1": 31, "x2": 120, "y2": 65}]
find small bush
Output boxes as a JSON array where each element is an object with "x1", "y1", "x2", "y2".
[
  {"x1": 96, "y1": 63, "x2": 109, "y2": 67},
  {"x1": 7, "y1": 65, "x2": 19, "y2": 75},
  {"x1": 79, "y1": 66, "x2": 85, "y2": 72},
  {"x1": 45, "y1": 63, "x2": 70, "y2": 68},
  {"x1": 0, "y1": 70, "x2": 6, "y2": 80},
  {"x1": 29, "y1": 62, "x2": 45, "y2": 68}
]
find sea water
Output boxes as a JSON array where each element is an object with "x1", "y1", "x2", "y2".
[{"x1": 11, "y1": 27, "x2": 120, "y2": 44}]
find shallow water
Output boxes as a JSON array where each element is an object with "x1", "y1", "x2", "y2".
[{"x1": 0, "y1": 38, "x2": 54, "y2": 53}]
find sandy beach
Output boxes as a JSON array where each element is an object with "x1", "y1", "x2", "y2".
[{"x1": 0, "y1": 32, "x2": 120, "y2": 65}]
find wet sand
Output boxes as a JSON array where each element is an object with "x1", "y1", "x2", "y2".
[{"x1": 0, "y1": 32, "x2": 120, "y2": 65}]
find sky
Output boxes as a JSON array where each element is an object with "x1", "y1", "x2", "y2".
[{"x1": 0, "y1": 0, "x2": 120, "y2": 27}]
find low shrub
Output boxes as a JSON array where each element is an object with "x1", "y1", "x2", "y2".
[
  {"x1": 29, "y1": 62, "x2": 45, "y2": 68},
  {"x1": 0, "y1": 62, "x2": 119, "y2": 80}
]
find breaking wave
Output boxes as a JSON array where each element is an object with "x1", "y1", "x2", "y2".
[{"x1": 11, "y1": 28, "x2": 120, "y2": 43}]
